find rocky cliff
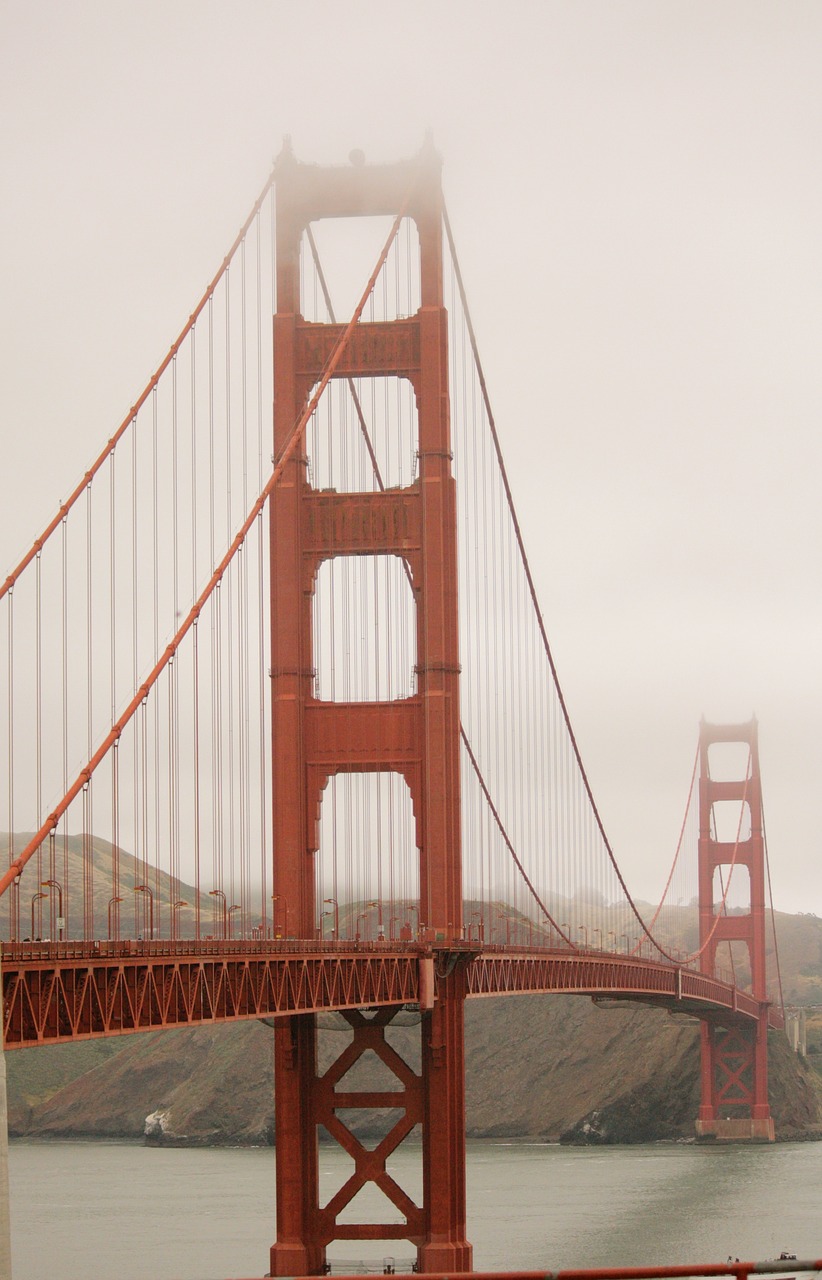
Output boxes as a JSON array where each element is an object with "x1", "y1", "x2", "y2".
[
  {"x1": 6, "y1": 895, "x2": 821, "y2": 1145},
  {"x1": 8, "y1": 992, "x2": 821, "y2": 1146}
]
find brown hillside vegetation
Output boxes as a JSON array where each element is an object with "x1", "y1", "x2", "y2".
[
  {"x1": 4, "y1": 853, "x2": 821, "y2": 1148},
  {"x1": 8, "y1": 994, "x2": 822, "y2": 1147}
]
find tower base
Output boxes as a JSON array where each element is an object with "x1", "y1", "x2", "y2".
[{"x1": 695, "y1": 1116, "x2": 775, "y2": 1142}]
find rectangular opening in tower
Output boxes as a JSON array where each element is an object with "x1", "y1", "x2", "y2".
[
  {"x1": 315, "y1": 771, "x2": 419, "y2": 941},
  {"x1": 710, "y1": 797, "x2": 752, "y2": 845},
  {"x1": 306, "y1": 374, "x2": 418, "y2": 494},
  {"x1": 707, "y1": 740, "x2": 751, "y2": 782},
  {"x1": 301, "y1": 216, "x2": 420, "y2": 324},
  {"x1": 712, "y1": 861, "x2": 751, "y2": 915},
  {"x1": 313, "y1": 555, "x2": 416, "y2": 703}
]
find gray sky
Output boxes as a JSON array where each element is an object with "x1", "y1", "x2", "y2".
[{"x1": 1, "y1": 2, "x2": 820, "y2": 915}]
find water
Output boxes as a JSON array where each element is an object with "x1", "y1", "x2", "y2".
[{"x1": 8, "y1": 1138, "x2": 821, "y2": 1279}]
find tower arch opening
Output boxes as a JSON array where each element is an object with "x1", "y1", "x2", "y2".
[
  {"x1": 315, "y1": 770, "x2": 419, "y2": 941},
  {"x1": 313, "y1": 554, "x2": 416, "y2": 703}
]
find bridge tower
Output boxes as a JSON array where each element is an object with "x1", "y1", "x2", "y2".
[
  {"x1": 696, "y1": 719, "x2": 774, "y2": 1141},
  {"x1": 269, "y1": 141, "x2": 471, "y2": 1274}
]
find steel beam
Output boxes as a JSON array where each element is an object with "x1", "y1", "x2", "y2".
[{"x1": 1, "y1": 941, "x2": 777, "y2": 1049}]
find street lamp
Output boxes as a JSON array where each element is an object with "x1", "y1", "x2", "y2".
[
  {"x1": 361, "y1": 900, "x2": 379, "y2": 941},
  {"x1": 134, "y1": 885, "x2": 154, "y2": 940},
  {"x1": 30, "y1": 891, "x2": 47, "y2": 939},
  {"x1": 578, "y1": 924, "x2": 588, "y2": 948},
  {"x1": 608, "y1": 930, "x2": 617, "y2": 953},
  {"x1": 561, "y1": 922, "x2": 572, "y2": 947},
  {"x1": 171, "y1": 900, "x2": 188, "y2": 939},
  {"x1": 592, "y1": 927, "x2": 602, "y2": 950},
  {"x1": 228, "y1": 904, "x2": 241, "y2": 939},
  {"x1": 41, "y1": 878, "x2": 64, "y2": 940},
  {"x1": 108, "y1": 896, "x2": 123, "y2": 939},
  {"x1": 497, "y1": 912, "x2": 511, "y2": 945},
  {"x1": 209, "y1": 889, "x2": 227, "y2": 940},
  {"x1": 323, "y1": 897, "x2": 339, "y2": 939}
]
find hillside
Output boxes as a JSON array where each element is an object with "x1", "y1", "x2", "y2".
[
  {"x1": 0, "y1": 833, "x2": 221, "y2": 942},
  {"x1": 4, "y1": 842, "x2": 821, "y2": 1148},
  {"x1": 7, "y1": 992, "x2": 821, "y2": 1147}
]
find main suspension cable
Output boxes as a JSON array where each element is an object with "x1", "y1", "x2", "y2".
[{"x1": 0, "y1": 184, "x2": 413, "y2": 898}]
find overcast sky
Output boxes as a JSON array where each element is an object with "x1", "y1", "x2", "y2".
[{"x1": 1, "y1": 2, "x2": 820, "y2": 915}]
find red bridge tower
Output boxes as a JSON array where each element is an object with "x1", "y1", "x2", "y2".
[
  {"x1": 269, "y1": 141, "x2": 472, "y2": 1274},
  {"x1": 696, "y1": 719, "x2": 774, "y2": 1141}
]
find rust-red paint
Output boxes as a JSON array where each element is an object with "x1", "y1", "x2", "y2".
[
  {"x1": 0, "y1": 941, "x2": 423, "y2": 1046},
  {"x1": 696, "y1": 719, "x2": 774, "y2": 1141},
  {"x1": 268, "y1": 140, "x2": 470, "y2": 1275},
  {"x1": 1, "y1": 939, "x2": 778, "y2": 1048}
]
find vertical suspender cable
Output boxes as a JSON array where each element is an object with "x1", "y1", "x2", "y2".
[
  {"x1": 110, "y1": 450, "x2": 120, "y2": 924},
  {"x1": 151, "y1": 389, "x2": 162, "y2": 937},
  {"x1": 86, "y1": 482, "x2": 94, "y2": 937},
  {"x1": 35, "y1": 551, "x2": 43, "y2": 932},
  {"x1": 256, "y1": 215, "x2": 268, "y2": 938},
  {"x1": 193, "y1": 618, "x2": 201, "y2": 940},
  {"x1": 7, "y1": 591, "x2": 13, "y2": 938},
  {"x1": 112, "y1": 738, "x2": 120, "y2": 940},
  {"x1": 62, "y1": 517, "x2": 69, "y2": 936}
]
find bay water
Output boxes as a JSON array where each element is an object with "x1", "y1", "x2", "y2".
[{"x1": 9, "y1": 1138, "x2": 821, "y2": 1279}]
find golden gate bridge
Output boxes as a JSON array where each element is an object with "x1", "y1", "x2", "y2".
[{"x1": 0, "y1": 140, "x2": 791, "y2": 1276}]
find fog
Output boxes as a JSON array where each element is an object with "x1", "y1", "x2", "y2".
[{"x1": 1, "y1": 2, "x2": 820, "y2": 914}]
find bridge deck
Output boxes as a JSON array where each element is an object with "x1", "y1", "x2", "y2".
[{"x1": 0, "y1": 940, "x2": 780, "y2": 1048}]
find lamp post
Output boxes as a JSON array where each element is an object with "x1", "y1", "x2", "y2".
[
  {"x1": 323, "y1": 897, "x2": 339, "y2": 939},
  {"x1": 107, "y1": 896, "x2": 123, "y2": 940},
  {"x1": 228, "y1": 905, "x2": 241, "y2": 939},
  {"x1": 497, "y1": 912, "x2": 511, "y2": 945},
  {"x1": 561, "y1": 922, "x2": 572, "y2": 947},
  {"x1": 209, "y1": 889, "x2": 227, "y2": 940},
  {"x1": 41, "y1": 879, "x2": 63, "y2": 940},
  {"x1": 592, "y1": 927, "x2": 602, "y2": 950},
  {"x1": 608, "y1": 930, "x2": 617, "y2": 953},
  {"x1": 622, "y1": 933, "x2": 630, "y2": 953},
  {"x1": 362, "y1": 900, "x2": 379, "y2": 941},
  {"x1": 171, "y1": 900, "x2": 188, "y2": 940},
  {"x1": 134, "y1": 885, "x2": 154, "y2": 940},
  {"x1": 272, "y1": 893, "x2": 289, "y2": 938},
  {"x1": 578, "y1": 924, "x2": 588, "y2": 948},
  {"x1": 319, "y1": 909, "x2": 333, "y2": 940},
  {"x1": 30, "y1": 891, "x2": 46, "y2": 940}
]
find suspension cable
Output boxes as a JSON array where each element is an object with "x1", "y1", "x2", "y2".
[
  {"x1": 306, "y1": 220, "x2": 567, "y2": 942},
  {"x1": 0, "y1": 166, "x2": 278, "y2": 603},
  {"x1": 0, "y1": 186, "x2": 412, "y2": 898},
  {"x1": 762, "y1": 793, "x2": 786, "y2": 1018},
  {"x1": 443, "y1": 200, "x2": 695, "y2": 963},
  {"x1": 643, "y1": 742, "x2": 699, "y2": 936}
]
